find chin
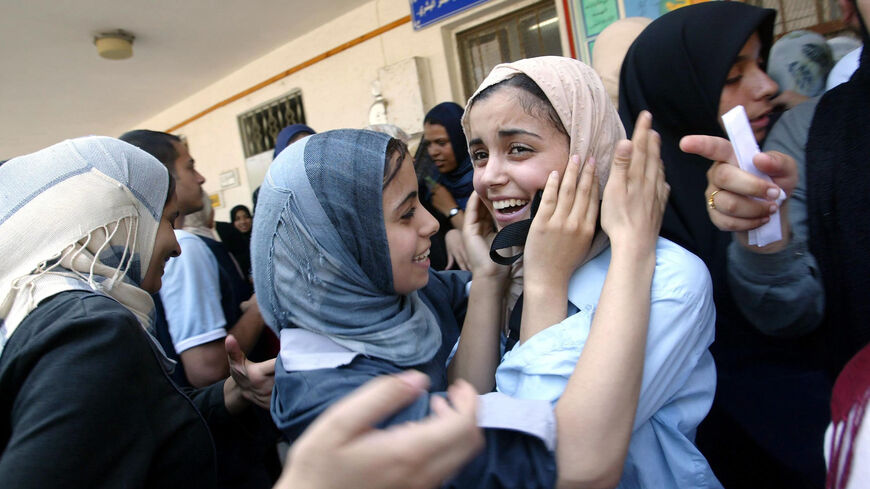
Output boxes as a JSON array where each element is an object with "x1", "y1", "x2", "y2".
[
  {"x1": 142, "y1": 280, "x2": 160, "y2": 294},
  {"x1": 394, "y1": 274, "x2": 430, "y2": 295}
]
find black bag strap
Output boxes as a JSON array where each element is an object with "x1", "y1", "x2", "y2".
[
  {"x1": 489, "y1": 190, "x2": 544, "y2": 265},
  {"x1": 505, "y1": 293, "x2": 524, "y2": 352}
]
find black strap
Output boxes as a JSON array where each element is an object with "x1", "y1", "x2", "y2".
[
  {"x1": 505, "y1": 293, "x2": 524, "y2": 353},
  {"x1": 489, "y1": 190, "x2": 544, "y2": 265},
  {"x1": 505, "y1": 294, "x2": 579, "y2": 353}
]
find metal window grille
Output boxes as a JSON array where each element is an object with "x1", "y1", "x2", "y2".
[
  {"x1": 745, "y1": 0, "x2": 845, "y2": 36},
  {"x1": 237, "y1": 90, "x2": 306, "y2": 158},
  {"x1": 457, "y1": 1, "x2": 563, "y2": 99}
]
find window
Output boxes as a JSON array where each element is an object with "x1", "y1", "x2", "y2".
[
  {"x1": 746, "y1": 0, "x2": 845, "y2": 36},
  {"x1": 457, "y1": 1, "x2": 563, "y2": 99},
  {"x1": 237, "y1": 90, "x2": 306, "y2": 158}
]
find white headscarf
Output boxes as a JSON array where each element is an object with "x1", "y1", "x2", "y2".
[{"x1": 0, "y1": 136, "x2": 170, "y2": 356}]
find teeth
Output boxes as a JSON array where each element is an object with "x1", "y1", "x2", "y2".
[
  {"x1": 492, "y1": 199, "x2": 529, "y2": 210},
  {"x1": 413, "y1": 249, "x2": 430, "y2": 262}
]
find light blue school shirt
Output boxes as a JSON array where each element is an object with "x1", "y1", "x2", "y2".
[{"x1": 496, "y1": 238, "x2": 722, "y2": 489}]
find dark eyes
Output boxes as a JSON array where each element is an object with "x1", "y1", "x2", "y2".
[
  {"x1": 401, "y1": 207, "x2": 417, "y2": 220},
  {"x1": 724, "y1": 59, "x2": 765, "y2": 86},
  {"x1": 470, "y1": 144, "x2": 533, "y2": 166}
]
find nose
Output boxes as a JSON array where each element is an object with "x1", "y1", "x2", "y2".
[
  {"x1": 475, "y1": 154, "x2": 508, "y2": 189},
  {"x1": 754, "y1": 69, "x2": 779, "y2": 100},
  {"x1": 420, "y1": 206, "x2": 440, "y2": 238},
  {"x1": 427, "y1": 141, "x2": 439, "y2": 158},
  {"x1": 169, "y1": 236, "x2": 181, "y2": 258},
  {"x1": 195, "y1": 170, "x2": 206, "y2": 185}
]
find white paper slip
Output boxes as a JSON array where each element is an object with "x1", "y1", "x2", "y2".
[{"x1": 721, "y1": 105, "x2": 785, "y2": 247}]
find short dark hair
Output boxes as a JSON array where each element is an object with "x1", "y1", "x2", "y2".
[
  {"x1": 383, "y1": 138, "x2": 409, "y2": 189},
  {"x1": 164, "y1": 174, "x2": 177, "y2": 206},
  {"x1": 469, "y1": 74, "x2": 568, "y2": 139},
  {"x1": 119, "y1": 130, "x2": 182, "y2": 177}
]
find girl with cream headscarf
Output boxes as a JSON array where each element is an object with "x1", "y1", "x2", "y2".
[
  {"x1": 460, "y1": 56, "x2": 720, "y2": 488},
  {"x1": 0, "y1": 137, "x2": 257, "y2": 488}
]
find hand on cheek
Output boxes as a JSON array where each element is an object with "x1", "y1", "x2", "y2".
[{"x1": 524, "y1": 154, "x2": 599, "y2": 290}]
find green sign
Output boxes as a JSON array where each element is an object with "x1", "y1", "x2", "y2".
[{"x1": 581, "y1": 0, "x2": 619, "y2": 37}]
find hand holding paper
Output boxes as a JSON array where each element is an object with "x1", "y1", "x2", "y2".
[{"x1": 720, "y1": 106, "x2": 786, "y2": 247}]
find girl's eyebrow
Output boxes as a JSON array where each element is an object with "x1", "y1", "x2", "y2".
[
  {"x1": 468, "y1": 129, "x2": 543, "y2": 147},
  {"x1": 394, "y1": 191, "x2": 418, "y2": 211},
  {"x1": 499, "y1": 128, "x2": 541, "y2": 139}
]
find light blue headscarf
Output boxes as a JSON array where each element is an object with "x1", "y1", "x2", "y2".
[{"x1": 252, "y1": 129, "x2": 441, "y2": 366}]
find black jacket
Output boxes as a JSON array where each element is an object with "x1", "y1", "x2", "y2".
[{"x1": 0, "y1": 290, "x2": 221, "y2": 488}]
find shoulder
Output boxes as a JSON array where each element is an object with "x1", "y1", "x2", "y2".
[
  {"x1": 164, "y1": 230, "x2": 218, "y2": 276},
  {"x1": 174, "y1": 229, "x2": 212, "y2": 256},
  {"x1": 272, "y1": 357, "x2": 402, "y2": 439},
  {"x1": 3, "y1": 291, "x2": 157, "y2": 387},
  {"x1": 420, "y1": 270, "x2": 471, "y2": 313},
  {"x1": 425, "y1": 269, "x2": 471, "y2": 292},
  {"x1": 651, "y1": 238, "x2": 712, "y2": 300},
  {"x1": 772, "y1": 97, "x2": 821, "y2": 135},
  {"x1": 15, "y1": 290, "x2": 139, "y2": 339}
]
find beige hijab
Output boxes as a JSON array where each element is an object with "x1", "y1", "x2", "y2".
[
  {"x1": 592, "y1": 17, "x2": 652, "y2": 108},
  {"x1": 461, "y1": 56, "x2": 626, "y2": 331}
]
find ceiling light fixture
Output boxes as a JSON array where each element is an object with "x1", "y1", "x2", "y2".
[{"x1": 94, "y1": 30, "x2": 135, "y2": 60}]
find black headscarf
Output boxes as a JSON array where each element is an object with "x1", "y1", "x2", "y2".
[
  {"x1": 619, "y1": 5, "x2": 830, "y2": 487},
  {"x1": 806, "y1": 17, "x2": 870, "y2": 376},
  {"x1": 619, "y1": 1, "x2": 775, "y2": 269},
  {"x1": 216, "y1": 205, "x2": 252, "y2": 279},
  {"x1": 424, "y1": 102, "x2": 474, "y2": 208}
]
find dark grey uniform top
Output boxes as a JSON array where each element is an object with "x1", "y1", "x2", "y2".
[{"x1": 271, "y1": 270, "x2": 558, "y2": 489}]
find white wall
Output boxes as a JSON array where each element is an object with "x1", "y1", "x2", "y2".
[{"x1": 133, "y1": 0, "x2": 568, "y2": 220}]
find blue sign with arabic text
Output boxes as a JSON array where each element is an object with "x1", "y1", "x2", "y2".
[{"x1": 411, "y1": 0, "x2": 490, "y2": 30}]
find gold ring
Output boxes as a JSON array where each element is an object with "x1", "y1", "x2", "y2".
[{"x1": 707, "y1": 190, "x2": 720, "y2": 210}]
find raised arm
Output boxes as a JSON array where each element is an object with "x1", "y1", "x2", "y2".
[
  {"x1": 521, "y1": 153, "x2": 599, "y2": 344},
  {"x1": 448, "y1": 192, "x2": 509, "y2": 392},
  {"x1": 554, "y1": 112, "x2": 668, "y2": 489},
  {"x1": 681, "y1": 131, "x2": 823, "y2": 336}
]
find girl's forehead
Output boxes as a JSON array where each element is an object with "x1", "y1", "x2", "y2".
[{"x1": 468, "y1": 90, "x2": 557, "y2": 137}]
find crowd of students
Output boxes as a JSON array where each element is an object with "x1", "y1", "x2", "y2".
[{"x1": 1, "y1": 1, "x2": 869, "y2": 488}]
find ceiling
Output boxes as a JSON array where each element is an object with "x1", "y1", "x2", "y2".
[{"x1": 0, "y1": 0, "x2": 372, "y2": 159}]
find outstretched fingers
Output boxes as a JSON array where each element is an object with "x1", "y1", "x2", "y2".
[
  {"x1": 535, "y1": 170, "x2": 561, "y2": 222},
  {"x1": 679, "y1": 134, "x2": 737, "y2": 165},
  {"x1": 568, "y1": 157, "x2": 599, "y2": 228},
  {"x1": 628, "y1": 111, "x2": 652, "y2": 187},
  {"x1": 552, "y1": 155, "x2": 582, "y2": 220}
]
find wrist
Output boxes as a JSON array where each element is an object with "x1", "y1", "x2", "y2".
[
  {"x1": 449, "y1": 209, "x2": 464, "y2": 227},
  {"x1": 523, "y1": 274, "x2": 570, "y2": 298},
  {"x1": 609, "y1": 242, "x2": 656, "y2": 268},
  {"x1": 470, "y1": 272, "x2": 508, "y2": 289}
]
